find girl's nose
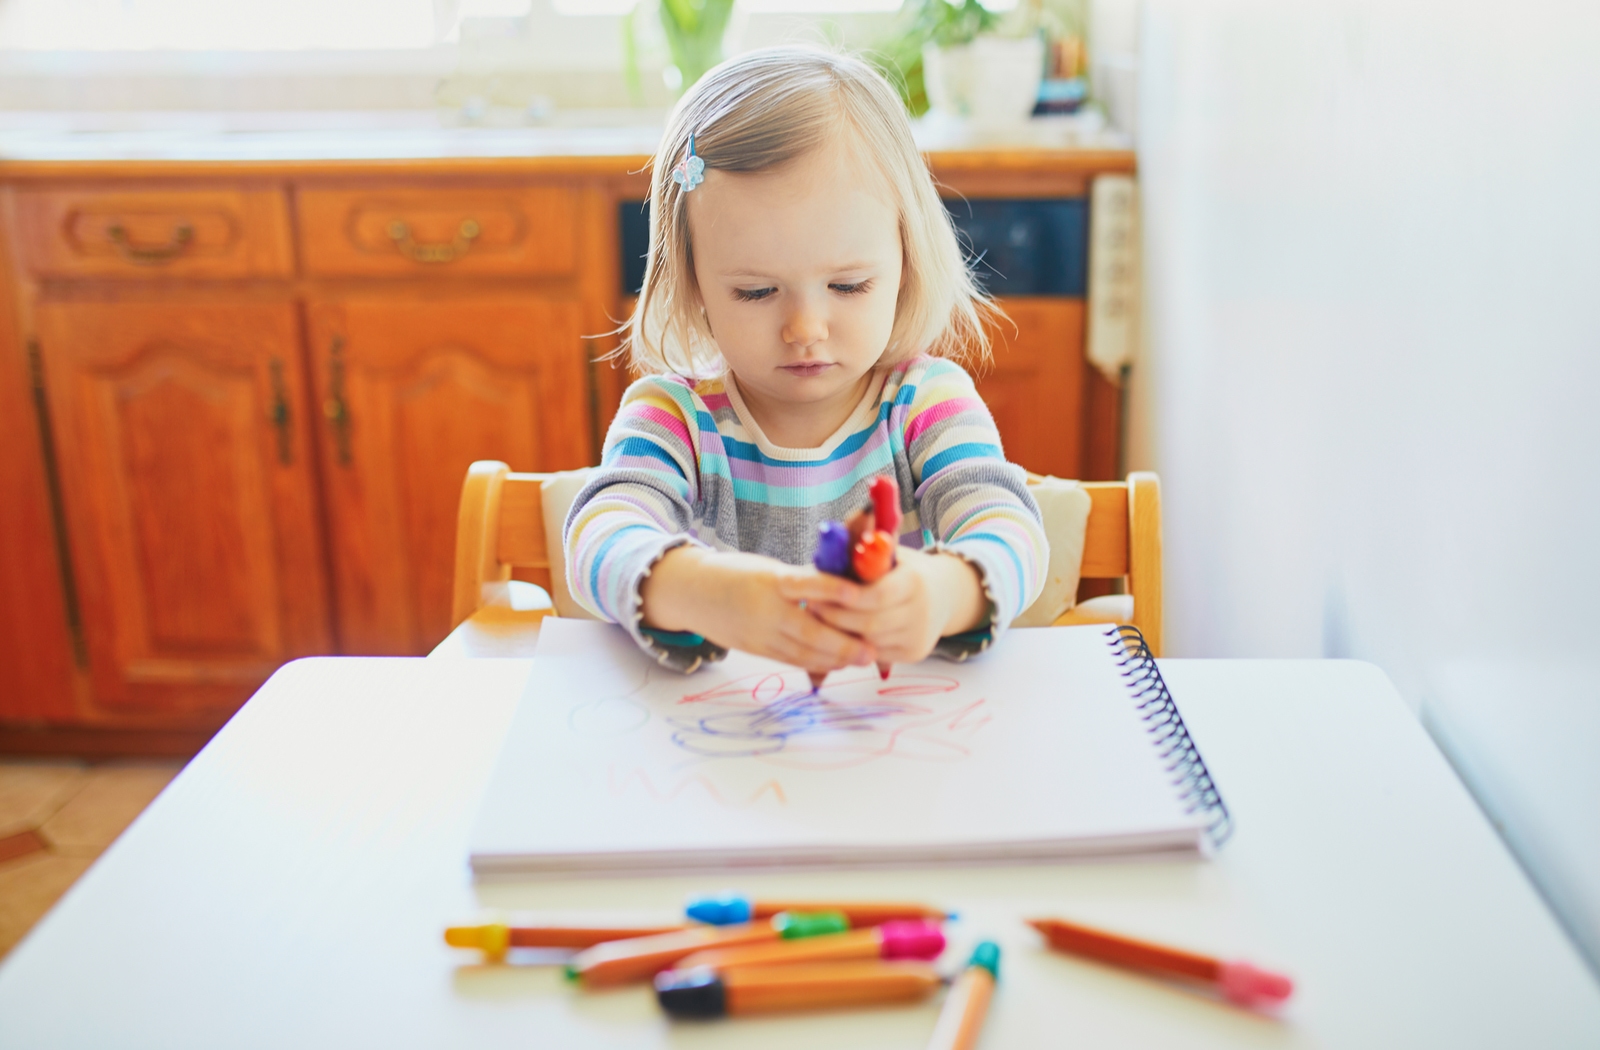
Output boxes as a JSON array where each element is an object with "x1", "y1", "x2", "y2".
[{"x1": 781, "y1": 300, "x2": 828, "y2": 350}]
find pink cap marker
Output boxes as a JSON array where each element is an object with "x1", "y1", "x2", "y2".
[
  {"x1": 878, "y1": 920, "x2": 947, "y2": 960},
  {"x1": 1218, "y1": 960, "x2": 1295, "y2": 1007}
]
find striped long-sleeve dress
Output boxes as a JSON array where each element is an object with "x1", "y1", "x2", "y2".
[{"x1": 563, "y1": 354, "x2": 1048, "y2": 672}]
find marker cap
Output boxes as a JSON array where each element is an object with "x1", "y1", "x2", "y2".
[
  {"x1": 814, "y1": 521, "x2": 852, "y2": 577},
  {"x1": 773, "y1": 910, "x2": 850, "y2": 939},
  {"x1": 685, "y1": 892, "x2": 753, "y2": 926},
  {"x1": 879, "y1": 921, "x2": 947, "y2": 960},
  {"x1": 868, "y1": 475, "x2": 901, "y2": 535},
  {"x1": 1218, "y1": 960, "x2": 1292, "y2": 1007},
  {"x1": 969, "y1": 941, "x2": 1001, "y2": 979},
  {"x1": 654, "y1": 966, "x2": 727, "y2": 1018}
]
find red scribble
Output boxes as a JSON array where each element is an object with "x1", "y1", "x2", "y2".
[
  {"x1": 680, "y1": 670, "x2": 961, "y2": 706},
  {"x1": 946, "y1": 699, "x2": 992, "y2": 731},
  {"x1": 608, "y1": 765, "x2": 788, "y2": 807},
  {"x1": 669, "y1": 669, "x2": 982, "y2": 771}
]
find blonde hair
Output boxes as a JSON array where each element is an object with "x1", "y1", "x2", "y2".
[{"x1": 625, "y1": 45, "x2": 994, "y2": 377}]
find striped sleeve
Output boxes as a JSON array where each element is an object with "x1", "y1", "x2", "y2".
[
  {"x1": 901, "y1": 357, "x2": 1048, "y2": 657},
  {"x1": 563, "y1": 375, "x2": 726, "y2": 672}
]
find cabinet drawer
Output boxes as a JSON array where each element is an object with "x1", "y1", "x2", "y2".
[
  {"x1": 297, "y1": 186, "x2": 578, "y2": 277},
  {"x1": 12, "y1": 189, "x2": 293, "y2": 279}
]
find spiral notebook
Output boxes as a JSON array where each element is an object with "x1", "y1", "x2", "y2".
[{"x1": 468, "y1": 620, "x2": 1231, "y2": 877}]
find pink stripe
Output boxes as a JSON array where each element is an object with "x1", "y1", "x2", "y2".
[
  {"x1": 627, "y1": 404, "x2": 694, "y2": 446},
  {"x1": 903, "y1": 395, "x2": 984, "y2": 446}
]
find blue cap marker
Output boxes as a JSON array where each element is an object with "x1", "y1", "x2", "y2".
[{"x1": 687, "y1": 891, "x2": 754, "y2": 926}]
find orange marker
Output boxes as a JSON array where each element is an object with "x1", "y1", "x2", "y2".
[
  {"x1": 677, "y1": 921, "x2": 945, "y2": 971},
  {"x1": 656, "y1": 960, "x2": 944, "y2": 1017},
  {"x1": 927, "y1": 942, "x2": 999, "y2": 1050},
  {"x1": 566, "y1": 911, "x2": 847, "y2": 988},
  {"x1": 852, "y1": 531, "x2": 896, "y2": 680},
  {"x1": 1029, "y1": 918, "x2": 1293, "y2": 1008},
  {"x1": 444, "y1": 921, "x2": 689, "y2": 959}
]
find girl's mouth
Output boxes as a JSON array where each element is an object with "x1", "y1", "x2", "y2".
[{"x1": 780, "y1": 361, "x2": 834, "y2": 378}]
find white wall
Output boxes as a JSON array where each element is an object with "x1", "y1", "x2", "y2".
[
  {"x1": 1135, "y1": 0, "x2": 1600, "y2": 968},
  {"x1": 1137, "y1": 0, "x2": 1600, "y2": 682}
]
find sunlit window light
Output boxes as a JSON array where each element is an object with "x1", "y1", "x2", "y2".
[{"x1": 0, "y1": 0, "x2": 438, "y2": 51}]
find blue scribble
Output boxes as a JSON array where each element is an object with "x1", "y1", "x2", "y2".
[{"x1": 668, "y1": 691, "x2": 924, "y2": 758}]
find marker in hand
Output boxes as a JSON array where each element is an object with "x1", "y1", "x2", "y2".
[
  {"x1": 807, "y1": 476, "x2": 903, "y2": 691},
  {"x1": 856, "y1": 475, "x2": 901, "y2": 681},
  {"x1": 808, "y1": 521, "x2": 855, "y2": 692}
]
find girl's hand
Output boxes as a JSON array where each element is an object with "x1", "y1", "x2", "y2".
[
  {"x1": 798, "y1": 548, "x2": 989, "y2": 664},
  {"x1": 640, "y1": 547, "x2": 877, "y2": 673}
]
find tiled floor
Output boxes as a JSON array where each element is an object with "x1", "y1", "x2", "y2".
[{"x1": 0, "y1": 759, "x2": 183, "y2": 959}]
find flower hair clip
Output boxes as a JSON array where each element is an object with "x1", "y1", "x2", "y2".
[{"x1": 671, "y1": 133, "x2": 705, "y2": 193}]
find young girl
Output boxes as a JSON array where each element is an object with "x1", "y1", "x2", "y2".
[{"x1": 565, "y1": 46, "x2": 1048, "y2": 675}]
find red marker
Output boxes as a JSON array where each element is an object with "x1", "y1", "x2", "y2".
[
  {"x1": 1029, "y1": 918, "x2": 1293, "y2": 1009},
  {"x1": 868, "y1": 475, "x2": 901, "y2": 536},
  {"x1": 857, "y1": 475, "x2": 901, "y2": 679}
]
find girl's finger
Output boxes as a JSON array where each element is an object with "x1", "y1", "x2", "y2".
[
  {"x1": 809, "y1": 604, "x2": 891, "y2": 637},
  {"x1": 776, "y1": 571, "x2": 864, "y2": 606},
  {"x1": 779, "y1": 606, "x2": 875, "y2": 665}
]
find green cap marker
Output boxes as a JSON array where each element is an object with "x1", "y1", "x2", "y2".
[
  {"x1": 772, "y1": 910, "x2": 850, "y2": 939},
  {"x1": 969, "y1": 940, "x2": 1001, "y2": 979}
]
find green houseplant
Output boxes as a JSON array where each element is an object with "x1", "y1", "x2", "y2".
[
  {"x1": 624, "y1": 0, "x2": 736, "y2": 101},
  {"x1": 874, "y1": 0, "x2": 1001, "y2": 117}
]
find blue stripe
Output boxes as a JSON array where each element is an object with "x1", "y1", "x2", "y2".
[
  {"x1": 720, "y1": 418, "x2": 885, "y2": 466},
  {"x1": 922, "y1": 442, "x2": 1004, "y2": 478},
  {"x1": 957, "y1": 533, "x2": 1027, "y2": 619},
  {"x1": 608, "y1": 436, "x2": 687, "y2": 475},
  {"x1": 589, "y1": 524, "x2": 654, "y2": 610}
]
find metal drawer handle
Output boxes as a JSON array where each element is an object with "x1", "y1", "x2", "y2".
[
  {"x1": 324, "y1": 335, "x2": 351, "y2": 466},
  {"x1": 106, "y1": 222, "x2": 194, "y2": 265},
  {"x1": 386, "y1": 218, "x2": 480, "y2": 263},
  {"x1": 268, "y1": 358, "x2": 293, "y2": 465}
]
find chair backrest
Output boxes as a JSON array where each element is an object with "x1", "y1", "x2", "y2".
[{"x1": 452, "y1": 461, "x2": 1163, "y2": 654}]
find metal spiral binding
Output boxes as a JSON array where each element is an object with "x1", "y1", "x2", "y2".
[{"x1": 1107, "y1": 625, "x2": 1234, "y2": 847}]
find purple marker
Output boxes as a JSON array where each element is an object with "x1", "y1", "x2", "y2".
[
  {"x1": 813, "y1": 521, "x2": 852, "y2": 577},
  {"x1": 804, "y1": 520, "x2": 854, "y2": 694}
]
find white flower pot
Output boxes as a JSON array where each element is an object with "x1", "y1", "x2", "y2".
[{"x1": 923, "y1": 35, "x2": 1045, "y2": 126}]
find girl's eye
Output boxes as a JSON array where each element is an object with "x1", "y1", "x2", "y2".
[
  {"x1": 733, "y1": 287, "x2": 776, "y2": 302},
  {"x1": 829, "y1": 280, "x2": 873, "y2": 296}
]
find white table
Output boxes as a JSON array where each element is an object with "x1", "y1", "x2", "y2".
[{"x1": 1, "y1": 657, "x2": 1596, "y2": 1048}]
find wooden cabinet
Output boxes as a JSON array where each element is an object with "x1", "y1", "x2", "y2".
[
  {"x1": 975, "y1": 298, "x2": 1087, "y2": 479},
  {"x1": 296, "y1": 186, "x2": 579, "y2": 278},
  {"x1": 33, "y1": 299, "x2": 331, "y2": 717},
  {"x1": 0, "y1": 148, "x2": 1130, "y2": 752},
  {"x1": 12, "y1": 188, "x2": 293, "y2": 280},
  {"x1": 306, "y1": 295, "x2": 591, "y2": 654}
]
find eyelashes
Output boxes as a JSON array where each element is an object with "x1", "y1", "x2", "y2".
[{"x1": 731, "y1": 280, "x2": 873, "y2": 302}]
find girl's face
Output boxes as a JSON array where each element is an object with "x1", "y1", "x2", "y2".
[{"x1": 687, "y1": 136, "x2": 903, "y2": 443}]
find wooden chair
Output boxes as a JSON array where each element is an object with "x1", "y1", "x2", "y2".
[{"x1": 437, "y1": 460, "x2": 1163, "y2": 657}]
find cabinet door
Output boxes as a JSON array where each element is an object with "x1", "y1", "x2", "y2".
[
  {"x1": 34, "y1": 300, "x2": 332, "y2": 717},
  {"x1": 973, "y1": 297, "x2": 1087, "y2": 478},
  {"x1": 306, "y1": 296, "x2": 591, "y2": 655}
]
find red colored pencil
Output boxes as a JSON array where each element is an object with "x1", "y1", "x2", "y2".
[{"x1": 1028, "y1": 918, "x2": 1293, "y2": 1008}]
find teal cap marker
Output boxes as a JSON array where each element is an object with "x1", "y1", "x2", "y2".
[{"x1": 969, "y1": 940, "x2": 1001, "y2": 979}]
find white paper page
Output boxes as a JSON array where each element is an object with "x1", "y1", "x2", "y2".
[{"x1": 469, "y1": 622, "x2": 1206, "y2": 873}]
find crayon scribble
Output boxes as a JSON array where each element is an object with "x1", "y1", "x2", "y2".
[{"x1": 668, "y1": 670, "x2": 988, "y2": 769}]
